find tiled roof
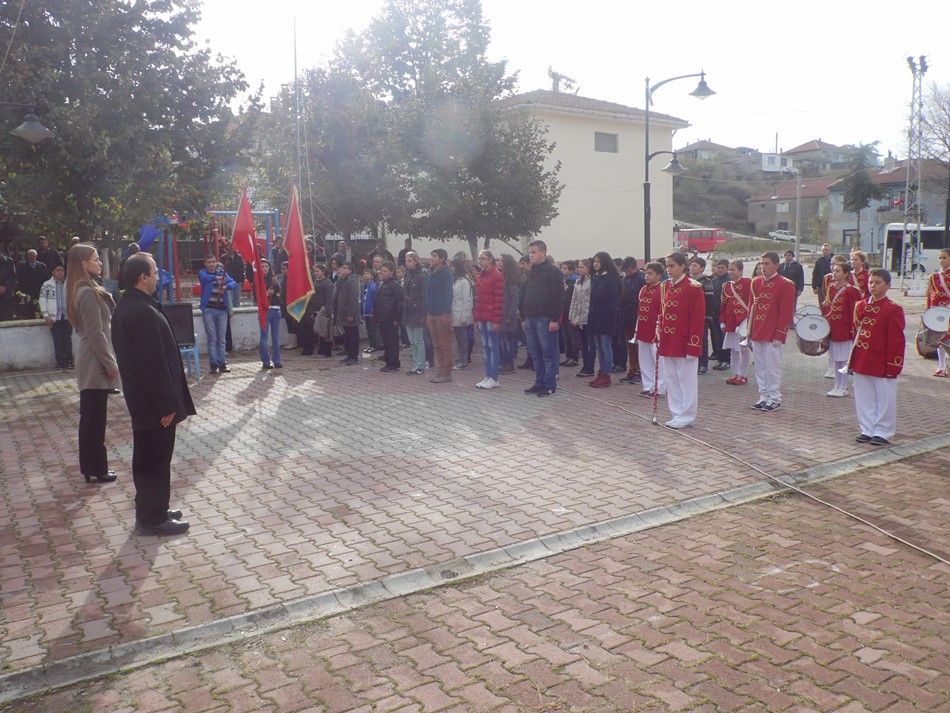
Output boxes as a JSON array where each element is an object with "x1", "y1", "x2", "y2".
[
  {"x1": 748, "y1": 176, "x2": 839, "y2": 202},
  {"x1": 499, "y1": 90, "x2": 688, "y2": 126},
  {"x1": 679, "y1": 139, "x2": 732, "y2": 152},
  {"x1": 783, "y1": 139, "x2": 843, "y2": 155},
  {"x1": 827, "y1": 160, "x2": 948, "y2": 190}
]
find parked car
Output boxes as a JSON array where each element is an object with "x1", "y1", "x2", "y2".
[{"x1": 768, "y1": 229, "x2": 796, "y2": 242}]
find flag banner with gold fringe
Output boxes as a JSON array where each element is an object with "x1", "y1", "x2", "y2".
[{"x1": 283, "y1": 186, "x2": 314, "y2": 321}]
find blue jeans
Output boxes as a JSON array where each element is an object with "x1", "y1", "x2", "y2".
[
  {"x1": 259, "y1": 308, "x2": 282, "y2": 365},
  {"x1": 229, "y1": 285, "x2": 241, "y2": 307},
  {"x1": 405, "y1": 325, "x2": 426, "y2": 369},
  {"x1": 524, "y1": 317, "x2": 560, "y2": 390},
  {"x1": 478, "y1": 322, "x2": 500, "y2": 379},
  {"x1": 203, "y1": 309, "x2": 228, "y2": 367},
  {"x1": 594, "y1": 333, "x2": 614, "y2": 373}
]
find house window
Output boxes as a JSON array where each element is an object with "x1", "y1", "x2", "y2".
[
  {"x1": 776, "y1": 202, "x2": 789, "y2": 213},
  {"x1": 766, "y1": 155, "x2": 777, "y2": 166},
  {"x1": 594, "y1": 132, "x2": 619, "y2": 153}
]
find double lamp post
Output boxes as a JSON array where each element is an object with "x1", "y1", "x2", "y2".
[{"x1": 642, "y1": 71, "x2": 714, "y2": 261}]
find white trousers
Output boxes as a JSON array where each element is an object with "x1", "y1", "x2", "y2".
[
  {"x1": 853, "y1": 374, "x2": 897, "y2": 439},
  {"x1": 731, "y1": 347, "x2": 750, "y2": 377},
  {"x1": 664, "y1": 356, "x2": 698, "y2": 425},
  {"x1": 938, "y1": 346, "x2": 947, "y2": 371},
  {"x1": 751, "y1": 341, "x2": 783, "y2": 403},
  {"x1": 638, "y1": 342, "x2": 666, "y2": 394}
]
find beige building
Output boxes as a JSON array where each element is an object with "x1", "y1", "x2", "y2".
[{"x1": 407, "y1": 90, "x2": 688, "y2": 262}]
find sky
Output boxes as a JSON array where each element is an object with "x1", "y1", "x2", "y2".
[{"x1": 194, "y1": 0, "x2": 950, "y2": 160}]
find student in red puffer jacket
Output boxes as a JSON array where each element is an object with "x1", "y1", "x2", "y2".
[{"x1": 473, "y1": 250, "x2": 505, "y2": 389}]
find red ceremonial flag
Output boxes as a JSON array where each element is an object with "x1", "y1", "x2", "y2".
[
  {"x1": 230, "y1": 189, "x2": 269, "y2": 328},
  {"x1": 283, "y1": 186, "x2": 314, "y2": 321}
]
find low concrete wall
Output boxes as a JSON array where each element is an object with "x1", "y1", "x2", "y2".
[{"x1": 0, "y1": 307, "x2": 287, "y2": 371}]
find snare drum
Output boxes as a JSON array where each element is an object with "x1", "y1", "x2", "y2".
[
  {"x1": 916, "y1": 330, "x2": 938, "y2": 359},
  {"x1": 920, "y1": 306, "x2": 950, "y2": 349},
  {"x1": 794, "y1": 314, "x2": 830, "y2": 357},
  {"x1": 794, "y1": 304, "x2": 822, "y2": 325}
]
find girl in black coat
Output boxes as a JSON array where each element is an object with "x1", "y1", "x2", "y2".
[{"x1": 587, "y1": 251, "x2": 621, "y2": 387}]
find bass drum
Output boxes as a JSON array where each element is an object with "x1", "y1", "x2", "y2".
[
  {"x1": 794, "y1": 314, "x2": 830, "y2": 357},
  {"x1": 920, "y1": 306, "x2": 950, "y2": 349},
  {"x1": 794, "y1": 304, "x2": 822, "y2": 325}
]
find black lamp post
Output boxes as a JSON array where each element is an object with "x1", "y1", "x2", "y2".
[
  {"x1": 643, "y1": 71, "x2": 714, "y2": 260},
  {"x1": 1, "y1": 102, "x2": 53, "y2": 144}
]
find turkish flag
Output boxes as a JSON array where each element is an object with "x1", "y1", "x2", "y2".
[
  {"x1": 282, "y1": 186, "x2": 314, "y2": 321},
  {"x1": 230, "y1": 189, "x2": 269, "y2": 328}
]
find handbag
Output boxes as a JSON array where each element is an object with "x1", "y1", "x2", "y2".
[{"x1": 314, "y1": 306, "x2": 330, "y2": 338}]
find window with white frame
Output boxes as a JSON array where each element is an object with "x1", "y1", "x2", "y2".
[{"x1": 776, "y1": 202, "x2": 789, "y2": 213}]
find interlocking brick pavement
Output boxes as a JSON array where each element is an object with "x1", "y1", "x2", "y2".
[
  {"x1": 4, "y1": 451, "x2": 946, "y2": 712},
  {"x1": 0, "y1": 300, "x2": 947, "y2": 678}
]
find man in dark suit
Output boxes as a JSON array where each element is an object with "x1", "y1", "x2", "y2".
[
  {"x1": 17, "y1": 249, "x2": 49, "y2": 318},
  {"x1": 112, "y1": 253, "x2": 196, "y2": 536},
  {"x1": 36, "y1": 236, "x2": 63, "y2": 272},
  {"x1": 811, "y1": 242, "x2": 834, "y2": 303},
  {"x1": 779, "y1": 249, "x2": 805, "y2": 320}
]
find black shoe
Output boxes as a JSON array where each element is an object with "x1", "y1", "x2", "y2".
[
  {"x1": 869, "y1": 436, "x2": 890, "y2": 446},
  {"x1": 855, "y1": 434, "x2": 872, "y2": 443},
  {"x1": 698, "y1": 366, "x2": 708, "y2": 375},
  {"x1": 536, "y1": 388, "x2": 556, "y2": 397},
  {"x1": 517, "y1": 360, "x2": 534, "y2": 370},
  {"x1": 576, "y1": 370, "x2": 594, "y2": 377},
  {"x1": 712, "y1": 362, "x2": 731, "y2": 371},
  {"x1": 109, "y1": 388, "x2": 121, "y2": 395},
  {"x1": 168, "y1": 508, "x2": 182, "y2": 520},
  {"x1": 751, "y1": 401, "x2": 766, "y2": 410},
  {"x1": 273, "y1": 363, "x2": 283, "y2": 369},
  {"x1": 136, "y1": 518, "x2": 190, "y2": 536},
  {"x1": 219, "y1": 365, "x2": 231, "y2": 373},
  {"x1": 210, "y1": 366, "x2": 219, "y2": 374},
  {"x1": 407, "y1": 367, "x2": 424, "y2": 375},
  {"x1": 362, "y1": 347, "x2": 374, "y2": 354},
  {"x1": 524, "y1": 384, "x2": 544, "y2": 394},
  {"x1": 84, "y1": 470, "x2": 117, "y2": 484},
  {"x1": 262, "y1": 363, "x2": 273, "y2": 370},
  {"x1": 344, "y1": 358, "x2": 359, "y2": 366},
  {"x1": 380, "y1": 365, "x2": 400, "y2": 373},
  {"x1": 760, "y1": 402, "x2": 779, "y2": 412}
]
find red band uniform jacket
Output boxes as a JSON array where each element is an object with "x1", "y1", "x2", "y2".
[
  {"x1": 849, "y1": 297, "x2": 905, "y2": 378},
  {"x1": 635, "y1": 283, "x2": 662, "y2": 343},
  {"x1": 926, "y1": 268, "x2": 950, "y2": 308},
  {"x1": 719, "y1": 277, "x2": 752, "y2": 333},
  {"x1": 821, "y1": 283, "x2": 861, "y2": 342},
  {"x1": 849, "y1": 269, "x2": 870, "y2": 300},
  {"x1": 748, "y1": 274, "x2": 796, "y2": 343},
  {"x1": 657, "y1": 275, "x2": 706, "y2": 358}
]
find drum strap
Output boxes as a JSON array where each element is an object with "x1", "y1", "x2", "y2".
[
  {"x1": 938, "y1": 271, "x2": 950, "y2": 302},
  {"x1": 728, "y1": 282, "x2": 749, "y2": 314}
]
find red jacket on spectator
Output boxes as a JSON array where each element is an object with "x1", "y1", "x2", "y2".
[{"x1": 474, "y1": 266, "x2": 504, "y2": 325}]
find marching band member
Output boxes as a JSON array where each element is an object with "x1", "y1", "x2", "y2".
[
  {"x1": 748, "y1": 252, "x2": 796, "y2": 412},
  {"x1": 657, "y1": 252, "x2": 706, "y2": 429},
  {"x1": 849, "y1": 250, "x2": 870, "y2": 300},
  {"x1": 925, "y1": 248, "x2": 950, "y2": 377},
  {"x1": 720, "y1": 259, "x2": 752, "y2": 385},
  {"x1": 851, "y1": 269, "x2": 905, "y2": 446},
  {"x1": 635, "y1": 262, "x2": 666, "y2": 399},
  {"x1": 821, "y1": 260, "x2": 861, "y2": 397},
  {"x1": 823, "y1": 255, "x2": 850, "y2": 378}
]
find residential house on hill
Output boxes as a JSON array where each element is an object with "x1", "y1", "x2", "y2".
[
  {"x1": 677, "y1": 139, "x2": 733, "y2": 162},
  {"x1": 748, "y1": 176, "x2": 839, "y2": 238},
  {"x1": 783, "y1": 139, "x2": 855, "y2": 173}
]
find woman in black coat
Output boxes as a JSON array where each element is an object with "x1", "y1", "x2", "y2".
[
  {"x1": 587, "y1": 251, "x2": 621, "y2": 387},
  {"x1": 299, "y1": 263, "x2": 335, "y2": 356}
]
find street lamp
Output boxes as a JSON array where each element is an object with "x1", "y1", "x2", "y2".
[
  {"x1": 1, "y1": 102, "x2": 53, "y2": 144},
  {"x1": 643, "y1": 71, "x2": 714, "y2": 260}
]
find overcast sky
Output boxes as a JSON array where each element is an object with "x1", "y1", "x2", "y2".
[{"x1": 195, "y1": 0, "x2": 949, "y2": 160}]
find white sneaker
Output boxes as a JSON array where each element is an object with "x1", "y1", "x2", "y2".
[
  {"x1": 475, "y1": 378, "x2": 489, "y2": 389},
  {"x1": 826, "y1": 388, "x2": 845, "y2": 398},
  {"x1": 482, "y1": 378, "x2": 498, "y2": 389},
  {"x1": 824, "y1": 368, "x2": 835, "y2": 379}
]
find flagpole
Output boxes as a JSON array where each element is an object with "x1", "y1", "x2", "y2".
[{"x1": 294, "y1": 16, "x2": 302, "y2": 194}]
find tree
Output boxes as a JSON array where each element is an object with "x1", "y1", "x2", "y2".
[
  {"x1": 922, "y1": 82, "x2": 950, "y2": 164},
  {"x1": 333, "y1": 0, "x2": 562, "y2": 257},
  {"x1": 0, "y1": 0, "x2": 254, "y2": 246},
  {"x1": 840, "y1": 143, "x2": 885, "y2": 240}
]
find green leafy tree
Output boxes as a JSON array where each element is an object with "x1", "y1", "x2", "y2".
[
  {"x1": 0, "y1": 0, "x2": 254, "y2": 247},
  {"x1": 841, "y1": 142, "x2": 884, "y2": 240}
]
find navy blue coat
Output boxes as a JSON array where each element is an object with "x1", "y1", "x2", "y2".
[{"x1": 588, "y1": 272, "x2": 620, "y2": 336}]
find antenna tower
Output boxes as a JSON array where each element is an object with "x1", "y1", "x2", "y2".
[{"x1": 901, "y1": 55, "x2": 927, "y2": 280}]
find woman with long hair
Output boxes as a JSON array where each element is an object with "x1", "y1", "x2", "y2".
[
  {"x1": 498, "y1": 254, "x2": 522, "y2": 374},
  {"x1": 66, "y1": 244, "x2": 120, "y2": 484},
  {"x1": 587, "y1": 251, "x2": 621, "y2": 388},
  {"x1": 450, "y1": 257, "x2": 474, "y2": 369},
  {"x1": 257, "y1": 258, "x2": 283, "y2": 369},
  {"x1": 568, "y1": 259, "x2": 594, "y2": 377}
]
